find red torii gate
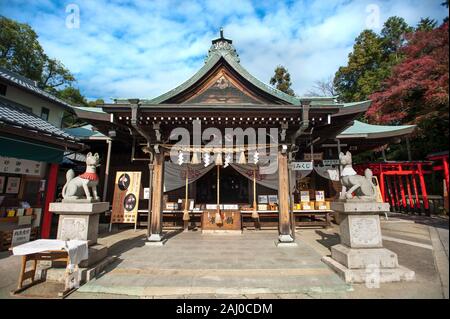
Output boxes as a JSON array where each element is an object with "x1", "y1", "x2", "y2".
[
  {"x1": 426, "y1": 153, "x2": 449, "y2": 195},
  {"x1": 353, "y1": 161, "x2": 434, "y2": 215}
]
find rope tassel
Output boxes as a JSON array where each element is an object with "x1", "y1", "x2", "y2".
[{"x1": 215, "y1": 211, "x2": 223, "y2": 225}]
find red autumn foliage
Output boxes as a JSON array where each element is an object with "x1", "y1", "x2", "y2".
[{"x1": 367, "y1": 22, "x2": 449, "y2": 125}]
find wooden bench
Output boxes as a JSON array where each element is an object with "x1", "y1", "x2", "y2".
[{"x1": 11, "y1": 249, "x2": 71, "y2": 297}]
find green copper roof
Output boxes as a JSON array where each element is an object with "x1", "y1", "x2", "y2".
[
  {"x1": 339, "y1": 120, "x2": 416, "y2": 138},
  {"x1": 73, "y1": 106, "x2": 106, "y2": 113},
  {"x1": 64, "y1": 124, "x2": 106, "y2": 139}
]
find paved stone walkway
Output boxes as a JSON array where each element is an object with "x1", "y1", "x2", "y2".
[
  {"x1": 1, "y1": 214, "x2": 448, "y2": 299},
  {"x1": 77, "y1": 230, "x2": 351, "y2": 297}
]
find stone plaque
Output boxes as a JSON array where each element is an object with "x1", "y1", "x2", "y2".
[
  {"x1": 349, "y1": 216, "x2": 381, "y2": 246},
  {"x1": 339, "y1": 214, "x2": 382, "y2": 248},
  {"x1": 59, "y1": 217, "x2": 87, "y2": 241}
]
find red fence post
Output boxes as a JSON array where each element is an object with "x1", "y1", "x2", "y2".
[
  {"x1": 417, "y1": 163, "x2": 430, "y2": 215},
  {"x1": 398, "y1": 175, "x2": 407, "y2": 210},
  {"x1": 380, "y1": 173, "x2": 386, "y2": 202},
  {"x1": 406, "y1": 175, "x2": 414, "y2": 211},
  {"x1": 411, "y1": 173, "x2": 421, "y2": 212},
  {"x1": 443, "y1": 156, "x2": 449, "y2": 194},
  {"x1": 41, "y1": 163, "x2": 59, "y2": 239}
]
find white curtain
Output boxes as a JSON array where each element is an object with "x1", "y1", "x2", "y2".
[
  {"x1": 230, "y1": 164, "x2": 313, "y2": 191},
  {"x1": 164, "y1": 162, "x2": 215, "y2": 192},
  {"x1": 230, "y1": 163, "x2": 278, "y2": 190},
  {"x1": 314, "y1": 164, "x2": 340, "y2": 181},
  {"x1": 164, "y1": 162, "x2": 314, "y2": 192}
]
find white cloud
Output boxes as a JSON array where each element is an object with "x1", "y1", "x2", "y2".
[{"x1": 1, "y1": 0, "x2": 447, "y2": 100}]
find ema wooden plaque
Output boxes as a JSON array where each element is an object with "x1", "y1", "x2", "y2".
[{"x1": 110, "y1": 171, "x2": 141, "y2": 225}]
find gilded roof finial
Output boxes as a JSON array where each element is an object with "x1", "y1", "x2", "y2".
[{"x1": 220, "y1": 27, "x2": 224, "y2": 38}]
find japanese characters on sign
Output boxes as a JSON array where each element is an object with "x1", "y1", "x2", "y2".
[
  {"x1": 0, "y1": 156, "x2": 44, "y2": 176},
  {"x1": 11, "y1": 227, "x2": 31, "y2": 247},
  {"x1": 291, "y1": 161, "x2": 313, "y2": 171},
  {"x1": 303, "y1": 153, "x2": 323, "y2": 161},
  {"x1": 111, "y1": 172, "x2": 141, "y2": 224}
]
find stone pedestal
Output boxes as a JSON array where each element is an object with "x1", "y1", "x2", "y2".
[
  {"x1": 322, "y1": 201, "x2": 415, "y2": 284},
  {"x1": 276, "y1": 234, "x2": 298, "y2": 247},
  {"x1": 49, "y1": 202, "x2": 109, "y2": 268}
]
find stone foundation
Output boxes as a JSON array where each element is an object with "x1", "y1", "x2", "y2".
[{"x1": 322, "y1": 201, "x2": 415, "y2": 284}]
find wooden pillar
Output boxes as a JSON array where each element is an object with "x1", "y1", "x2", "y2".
[
  {"x1": 102, "y1": 139, "x2": 112, "y2": 202},
  {"x1": 41, "y1": 163, "x2": 59, "y2": 239},
  {"x1": 146, "y1": 160, "x2": 154, "y2": 238},
  {"x1": 277, "y1": 150, "x2": 293, "y2": 242},
  {"x1": 148, "y1": 152, "x2": 164, "y2": 241},
  {"x1": 406, "y1": 137, "x2": 412, "y2": 161}
]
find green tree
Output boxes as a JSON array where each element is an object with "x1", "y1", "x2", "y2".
[
  {"x1": 270, "y1": 65, "x2": 295, "y2": 96},
  {"x1": 0, "y1": 16, "x2": 74, "y2": 91},
  {"x1": 334, "y1": 17, "x2": 413, "y2": 103},
  {"x1": 87, "y1": 98, "x2": 105, "y2": 107},
  {"x1": 416, "y1": 18, "x2": 438, "y2": 31},
  {"x1": 380, "y1": 16, "x2": 413, "y2": 57},
  {"x1": 57, "y1": 86, "x2": 88, "y2": 106},
  {"x1": 334, "y1": 30, "x2": 384, "y2": 102}
]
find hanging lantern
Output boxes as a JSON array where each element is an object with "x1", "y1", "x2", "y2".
[
  {"x1": 191, "y1": 152, "x2": 200, "y2": 164},
  {"x1": 215, "y1": 152, "x2": 223, "y2": 166},
  {"x1": 238, "y1": 150, "x2": 247, "y2": 164}
]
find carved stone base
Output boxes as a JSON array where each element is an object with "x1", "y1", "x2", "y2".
[
  {"x1": 49, "y1": 202, "x2": 109, "y2": 246},
  {"x1": 145, "y1": 240, "x2": 167, "y2": 246},
  {"x1": 43, "y1": 255, "x2": 117, "y2": 285},
  {"x1": 330, "y1": 244, "x2": 398, "y2": 269},
  {"x1": 323, "y1": 200, "x2": 415, "y2": 283},
  {"x1": 147, "y1": 234, "x2": 165, "y2": 243},
  {"x1": 322, "y1": 256, "x2": 415, "y2": 283},
  {"x1": 275, "y1": 241, "x2": 298, "y2": 247}
]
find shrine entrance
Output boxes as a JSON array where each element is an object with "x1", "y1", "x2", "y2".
[{"x1": 195, "y1": 166, "x2": 249, "y2": 204}]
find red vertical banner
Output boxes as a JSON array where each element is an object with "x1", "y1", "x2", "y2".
[{"x1": 41, "y1": 163, "x2": 59, "y2": 239}]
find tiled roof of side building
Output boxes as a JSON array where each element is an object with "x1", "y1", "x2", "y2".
[
  {"x1": 0, "y1": 98, "x2": 78, "y2": 141},
  {"x1": 0, "y1": 66, "x2": 75, "y2": 112}
]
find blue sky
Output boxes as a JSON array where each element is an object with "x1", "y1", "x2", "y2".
[{"x1": 0, "y1": 0, "x2": 447, "y2": 102}]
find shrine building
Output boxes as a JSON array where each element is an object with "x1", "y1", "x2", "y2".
[{"x1": 69, "y1": 30, "x2": 416, "y2": 244}]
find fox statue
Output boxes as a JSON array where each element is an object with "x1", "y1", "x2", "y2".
[
  {"x1": 62, "y1": 152, "x2": 100, "y2": 201},
  {"x1": 339, "y1": 151, "x2": 377, "y2": 201}
]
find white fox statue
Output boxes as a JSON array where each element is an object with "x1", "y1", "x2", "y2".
[
  {"x1": 62, "y1": 152, "x2": 100, "y2": 201},
  {"x1": 339, "y1": 151, "x2": 377, "y2": 201}
]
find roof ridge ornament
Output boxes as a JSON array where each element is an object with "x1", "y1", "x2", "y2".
[{"x1": 207, "y1": 27, "x2": 240, "y2": 63}]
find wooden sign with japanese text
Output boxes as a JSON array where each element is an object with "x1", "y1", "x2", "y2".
[{"x1": 110, "y1": 171, "x2": 141, "y2": 225}]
